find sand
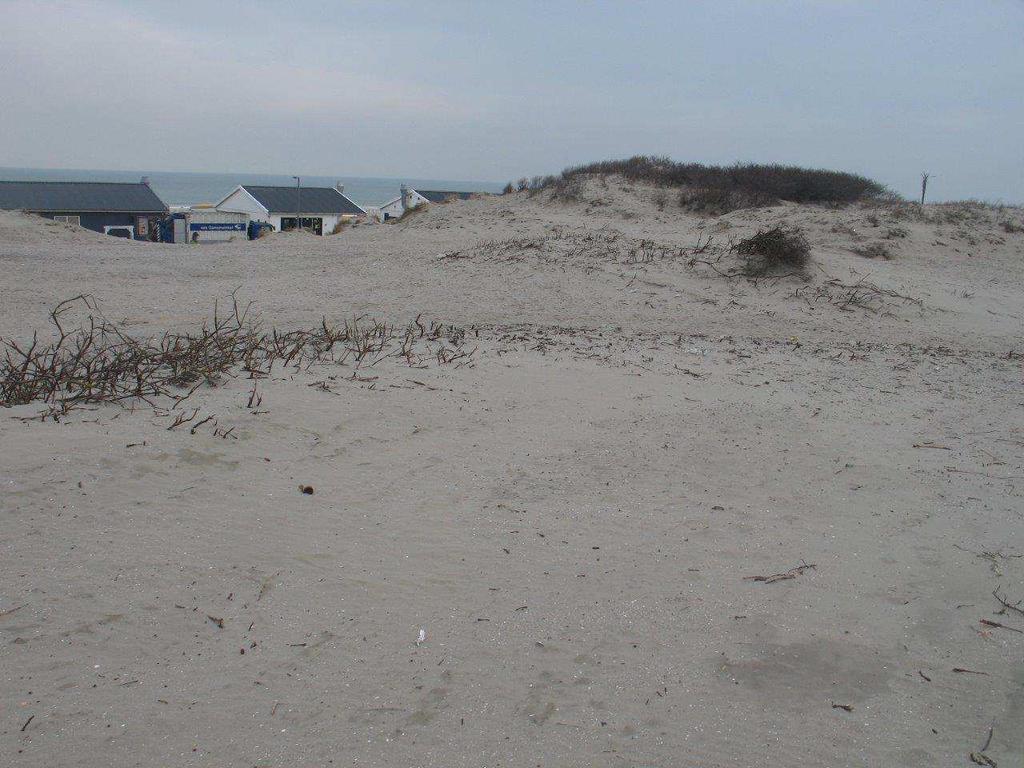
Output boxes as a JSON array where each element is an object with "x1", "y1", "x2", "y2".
[{"x1": 1, "y1": 183, "x2": 1023, "y2": 767}]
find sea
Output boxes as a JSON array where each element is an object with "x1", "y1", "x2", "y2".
[{"x1": 0, "y1": 167, "x2": 506, "y2": 209}]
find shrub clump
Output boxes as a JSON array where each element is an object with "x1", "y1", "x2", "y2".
[
  {"x1": 678, "y1": 187, "x2": 776, "y2": 215},
  {"x1": 330, "y1": 217, "x2": 353, "y2": 235},
  {"x1": 548, "y1": 175, "x2": 586, "y2": 202},
  {"x1": 537, "y1": 156, "x2": 888, "y2": 212},
  {"x1": 734, "y1": 226, "x2": 811, "y2": 276}
]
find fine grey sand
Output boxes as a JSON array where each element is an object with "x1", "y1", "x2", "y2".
[{"x1": 1, "y1": 181, "x2": 1023, "y2": 767}]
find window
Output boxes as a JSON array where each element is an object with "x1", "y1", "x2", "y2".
[
  {"x1": 103, "y1": 225, "x2": 135, "y2": 239},
  {"x1": 53, "y1": 215, "x2": 81, "y2": 226}
]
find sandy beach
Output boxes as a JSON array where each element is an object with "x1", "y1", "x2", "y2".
[{"x1": 2, "y1": 180, "x2": 1023, "y2": 767}]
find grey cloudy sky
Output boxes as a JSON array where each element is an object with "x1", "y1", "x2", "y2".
[{"x1": 1, "y1": 0, "x2": 1021, "y2": 201}]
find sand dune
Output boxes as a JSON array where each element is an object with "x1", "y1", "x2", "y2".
[{"x1": 1, "y1": 181, "x2": 1023, "y2": 766}]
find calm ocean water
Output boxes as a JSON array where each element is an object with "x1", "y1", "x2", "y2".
[{"x1": 0, "y1": 167, "x2": 505, "y2": 208}]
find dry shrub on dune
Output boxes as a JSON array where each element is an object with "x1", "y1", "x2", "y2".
[
  {"x1": 547, "y1": 175, "x2": 586, "y2": 202},
  {"x1": 330, "y1": 218, "x2": 353, "y2": 235},
  {"x1": 531, "y1": 156, "x2": 888, "y2": 214},
  {"x1": 678, "y1": 187, "x2": 776, "y2": 215},
  {"x1": 734, "y1": 226, "x2": 811, "y2": 276}
]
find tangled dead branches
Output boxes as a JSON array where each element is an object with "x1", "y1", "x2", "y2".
[
  {"x1": 792, "y1": 277, "x2": 924, "y2": 313},
  {"x1": 1, "y1": 295, "x2": 472, "y2": 419},
  {"x1": 733, "y1": 226, "x2": 811, "y2": 277}
]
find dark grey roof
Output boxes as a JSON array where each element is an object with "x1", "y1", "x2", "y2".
[
  {"x1": 0, "y1": 180, "x2": 167, "y2": 213},
  {"x1": 415, "y1": 190, "x2": 481, "y2": 203},
  {"x1": 241, "y1": 185, "x2": 364, "y2": 215}
]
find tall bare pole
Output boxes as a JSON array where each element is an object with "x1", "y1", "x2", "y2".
[
  {"x1": 920, "y1": 172, "x2": 930, "y2": 206},
  {"x1": 293, "y1": 176, "x2": 301, "y2": 231}
]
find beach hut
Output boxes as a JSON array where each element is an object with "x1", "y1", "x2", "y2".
[
  {"x1": 215, "y1": 183, "x2": 364, "y2": 235},
  {"x1": 0, "y1": 179, "x2": 168, "y2": 239}
]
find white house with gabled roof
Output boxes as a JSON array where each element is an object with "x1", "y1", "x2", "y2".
[
  {"x1": 216, "y1": 182, "x2": 365, "y2": 235},
  {"x1": 378, "y1": 185, "x2": 483, "y2": 221}
]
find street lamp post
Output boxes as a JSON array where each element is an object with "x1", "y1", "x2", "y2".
[{"x1": 293, "y1": 176, "x2": 301, "y2": 232}]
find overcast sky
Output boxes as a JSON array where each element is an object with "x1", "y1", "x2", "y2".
[{"x1": 1, "y1": 0, "x2": 1021, "y2": 201}]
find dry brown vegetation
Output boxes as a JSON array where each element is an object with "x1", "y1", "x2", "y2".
[
  {"x1": 0, "y1": 295, "x2": 472, "y2": 420},
  {"x1": 678, "y1": 186, "x2": 776, "y2": 215},
  {"x1": 734, "y1": 226, "x2": 812, "y2": 276},
  {"x1": 330, "y1": 218, "x2": 353, "y2": 235}
]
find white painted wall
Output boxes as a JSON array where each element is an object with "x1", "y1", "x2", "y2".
[
  {"x1": 379, "y1": 190, "x2": 431, "y2": 220},
  {"x1": 408, "y1": 190, "x2": 430, "y2": 208},
  {"x1": 379, "y1": 197, "x2": 403, "y2": 219},
  {"x1": 217, "y1": 187, "x2": 269, "y2": 221}
]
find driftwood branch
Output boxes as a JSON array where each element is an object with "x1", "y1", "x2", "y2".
[{"x1": 744, "y1": 561, "x2": 817, "y2": 584}]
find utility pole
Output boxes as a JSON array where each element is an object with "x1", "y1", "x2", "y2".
[{"x1": 293, "y1": 176, "x2": 301, "y2": 231}]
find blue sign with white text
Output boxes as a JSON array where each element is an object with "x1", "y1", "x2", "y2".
[{"x1": 190, "y1": 222, "x2": 246, "y2": 231}]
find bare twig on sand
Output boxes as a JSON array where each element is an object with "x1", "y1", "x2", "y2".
[
  {"x1": 954, "y1": 544, "x2": 1022, "y2": 576},
  {"x1": 789, "y1": 266, "x2": 924, "y2": 314},
  {"x1": 744, "y1": 561, "x2": 817, "y2": 584},
  {"x1": 693, "y1": 233, "x2": 714, "y2": 254},
  {"x1": 793, "y1": 276, "x2": 923, "y2": 314},
  {"x1": 979, "y1": 618, "x2": 1023, "y2": 634},
  {"x1": 980, "y1": 728, "x2": 994, "y2": 753},
  {"x1": 993, "y1": 589, "x2": 1024, "y2": 619}
]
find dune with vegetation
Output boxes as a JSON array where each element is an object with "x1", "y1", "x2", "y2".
[{"x1": 2, "y1": 160, "x2": 1023, "y2": 767}]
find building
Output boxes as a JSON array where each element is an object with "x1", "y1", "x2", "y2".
[
  {"x1": 215, "y1": 183, "x2": 364, "y2": 236},
  {"x1": 378, "y1": 186, "x2": 481, "y2": 221},
  {"x1": 160, "y1": 208, "x2": 251, "y2": 243},
  {"x1": 0, "y1": 179, "x2": 168, "y2": 239}
]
